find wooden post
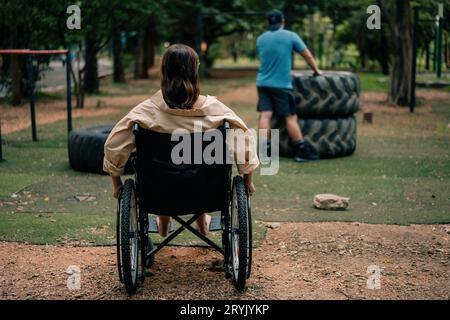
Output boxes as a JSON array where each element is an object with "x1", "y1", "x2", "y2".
[
  {"x1": 0, "y1": 115, "x2": 3, "y2": 161},
  {"x1": 27, "y1": 54, "x2": 37, "y2": 142},
  {"x1": 66, "y1": 51, "x2": 73, "y2": 133},
  {"x1": 363, "y1": 112, "x2": 373, "y2": 124}
]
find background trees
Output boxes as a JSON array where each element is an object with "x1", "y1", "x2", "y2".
[{"x1": 0, "y1": 0, "x2": 449, "y2": 107}]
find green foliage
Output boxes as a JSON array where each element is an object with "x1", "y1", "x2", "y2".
[{"x1": 1, "y1": 0, "x2": 449, "y2": 92}]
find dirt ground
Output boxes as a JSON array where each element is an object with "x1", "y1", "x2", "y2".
[{"x1": 0, "y1": 222, "x2": 448, "y2": 300}]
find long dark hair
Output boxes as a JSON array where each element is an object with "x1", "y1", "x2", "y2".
[{"x1": 161, "y1": 44, "x2": 200, "y2": 109}]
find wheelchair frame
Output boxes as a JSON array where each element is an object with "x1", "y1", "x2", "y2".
[{"x1": 116, "y1": 122, "x2": 253, "y2": 294}]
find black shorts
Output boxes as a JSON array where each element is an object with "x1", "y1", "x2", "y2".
[{"x1": 257, "y1": 86, "x2": 297, "y2": 116}]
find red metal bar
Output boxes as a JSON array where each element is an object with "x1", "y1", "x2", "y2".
[
  {"x1": 0, "y1": 49, "x2": 68, "y2": 55},
  {"x1": 29, "y1": 50, "x2": 69, "y2": 54},
  {"x1": 0, "y1": 49, "x2": 31, "y2": 54}
]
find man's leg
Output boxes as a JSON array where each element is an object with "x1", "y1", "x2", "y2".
[
  {"x1": 258, "y1": 111, "x2": 273, "y2": 137},
  {"x1": 286, "y1": 115, "x2": 319, "y2": 162},
  {"x1": 258, "y1": 111, "x2": 273, "y2": 160},
  {"x1": 257, "y1": 87, "x2": 274, "y2": 159},
  {"x1": 286, "y1": 114, "x2": 308, "y2": 162},
  {"x1": 285, "y1": 114, "x2": 303, "y2": 142},
  {"x1": 280, "y1": 91, "x2": 319, "y2": 162}
]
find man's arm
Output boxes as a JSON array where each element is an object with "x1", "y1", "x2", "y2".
[{"x1": 300, "y1": 49, "x2": 322, "y2": 76}]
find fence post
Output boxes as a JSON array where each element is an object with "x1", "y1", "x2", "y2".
[
  {"x1": 0, "y1": 115, "x2": 3, "y2": 161},
  {"x1": 66, "y1": 51, "x2": 73, "y2": 134},
  {"x1": 27, "y1": 54, "x2": 37, "y2": 142}
]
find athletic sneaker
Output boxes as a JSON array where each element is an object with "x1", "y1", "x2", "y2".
[{"x1": 294, "y1": 142, "x2": 320, "y2": 162}]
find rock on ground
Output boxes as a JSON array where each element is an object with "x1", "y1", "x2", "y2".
[{"x1": 314, "y1": 194, "x2": 350, "y2": 210}]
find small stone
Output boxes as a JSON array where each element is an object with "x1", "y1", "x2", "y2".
[{"x1": 313, "y1": 194, "x2": 350, "y2": 211}]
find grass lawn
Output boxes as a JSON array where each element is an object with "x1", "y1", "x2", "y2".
[{"x1": 1, "y1": 75, "x2": 450, "y2": 245}]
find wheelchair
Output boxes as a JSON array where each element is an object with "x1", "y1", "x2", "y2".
[{"x1": 116, "y1": 122, "x2": 252, "y2": 294}]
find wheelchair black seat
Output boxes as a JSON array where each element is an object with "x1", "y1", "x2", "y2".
[
  {"x1": 133, "y1": 124, "x2": 230, "y2": 216},
  {"x1": 116, "y1": 121, "x2": 253, "y2": 294}
]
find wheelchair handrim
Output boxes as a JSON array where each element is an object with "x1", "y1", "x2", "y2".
[
  {"x1": 129, "y1": 189, "x2": 139, "y2": 284},
  {"x1": 231, "y1": 186, "x2": 240, "y2": 279}
]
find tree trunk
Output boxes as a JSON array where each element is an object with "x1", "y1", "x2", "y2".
[
  {"x1": 134, "y1": 18, "x2": 155, "y2": 79},
  {"x1": 379, "y1": 27, "x2": 389, "y2": 75},
  {"x1": 388, "y1": 0, "x2": 413, "y2": 106},
  {"x1": 425, "y1": 40, "x2": 431, "y2": 71},
  {"x1": 10, "y1": 23, "x2": 21, "y2": 106},
  {"x1": 358, "y1": 21, "x2": 367, "y2": 70},
  {"x1": 359, "y1": 46, "x2": 367, "y2": 70},
  {"x1": 84, "y1": 30, "x2": 99, "y2": 94},
  {"x1": 112, "y1": 25, "x2": 125, "y2": 83},
  {"x1": 445, "y1": 32, "x2": 449, "y2": 68},
  {"x1": 134, "y1": 29, "x2": 146, "y2": 79}
]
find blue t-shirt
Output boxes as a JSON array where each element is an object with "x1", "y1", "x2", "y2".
[{"x1": 256, "y1": 29, "x2": 307, "y2": 89}]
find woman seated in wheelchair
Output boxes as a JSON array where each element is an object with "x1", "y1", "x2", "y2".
[{"x1": 103, "y1": 44, "x2": 259, "y2": 237}]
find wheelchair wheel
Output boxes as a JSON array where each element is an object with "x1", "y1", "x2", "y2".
[
  {"x1": 230, "y1": 176, "x2": 249, "y2": 291},
  {"x1": 118, "y1": 179, "x2": 140, "y2": 294}
]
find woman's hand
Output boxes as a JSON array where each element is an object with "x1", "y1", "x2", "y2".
[
  {"x1": 111, "y1": 175, "x2": 123, "y2": 199},
  {"x1": 244, "y1": 173, "x2": 256, "y2": 195}
]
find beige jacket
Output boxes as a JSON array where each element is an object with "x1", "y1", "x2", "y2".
[{"x1": 103, "y1": 90, "x2": 259, "y2": 176}]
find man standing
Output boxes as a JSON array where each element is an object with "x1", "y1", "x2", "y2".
[{"x1": 257, "y1": 10, "x2": 322, "y2": 162}]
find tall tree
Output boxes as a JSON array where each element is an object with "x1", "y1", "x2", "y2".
[
  {"x1": 134, "y1": 16, "x2": 157, "y2": 79},
  {"x1": 379, "y1": 0, "x2": 413, "y2": 106}
]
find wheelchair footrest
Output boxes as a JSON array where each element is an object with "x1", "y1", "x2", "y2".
[
  {"x1": 147, "y1": 215, "x2": 222, "y2": 233},
  {"x1": 208, "y1": 216, "x2": 222, "y2": 232}
]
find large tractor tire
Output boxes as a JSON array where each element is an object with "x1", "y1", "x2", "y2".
[
  {"x1": 275, "y1": 116, "x2": 357, "y2": 159},
  {"x1": 68, "y1": 125, "x2": 133, "y2": 174},
  {"x1": 292, "y1": 71, "x2": 360, "y2": 118}
]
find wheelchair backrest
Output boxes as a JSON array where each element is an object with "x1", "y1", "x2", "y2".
[{"x1": 133, "y1": 122, "x2": 232, "y2": 216}]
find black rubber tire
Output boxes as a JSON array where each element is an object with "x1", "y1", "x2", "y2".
[
  {"x1": 68, "y1": 125, "x2": 133, "y2": 174},
  {"x1": 119, "y1": 179, "x2": 139, "y2": 294},
  {"x1": 293, "y1": 71, "x2": 360, "y2": 118},
  {"x1": 275, "y1": 116, "x2": 357, "y2": 159},
  {"x1": 231, "y1": 176, "x2": 248, "y2": 292}
]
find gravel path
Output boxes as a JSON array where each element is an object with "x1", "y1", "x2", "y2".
[{"x1": 1, "y1": 222, "x2": 449, "y2": 300}]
